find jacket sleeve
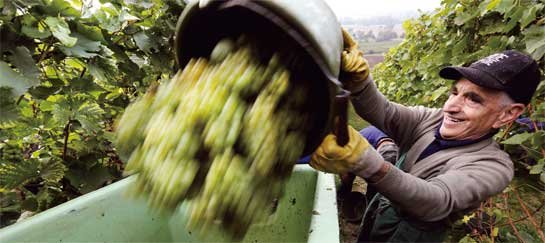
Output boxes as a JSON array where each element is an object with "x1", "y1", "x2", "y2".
[
  {"x1": 366, "y1": 154, "x2": 514, "y2": 221},
  {"x1": 350, "y1": 76, "x2": 438, "y2": 152}
]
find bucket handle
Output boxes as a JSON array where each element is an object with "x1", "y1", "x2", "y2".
[{"x1": 334, "y1": 90, "x2": 350, "y2": 146}]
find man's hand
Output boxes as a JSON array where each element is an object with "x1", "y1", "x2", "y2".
[
  {"x1": 310, "y1": 126, "x2": 386, "y2": 179},
  {"x1": 340, "y1": 28, "x2": 370, "y2": 94}
]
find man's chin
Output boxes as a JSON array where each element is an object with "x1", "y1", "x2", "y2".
[{"x1": 439, "y1": 126, "x2": 456, "y2": 140}]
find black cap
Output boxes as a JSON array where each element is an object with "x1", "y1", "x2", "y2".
[{"x1": 439, "y1": 50, "x2": 541, "y2": 104}]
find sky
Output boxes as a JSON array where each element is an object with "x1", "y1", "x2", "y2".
[{"x1": 324, "y1": 0, "x2": 442, "y2": 18}]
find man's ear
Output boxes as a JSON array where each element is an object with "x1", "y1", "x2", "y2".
[{"x1": 493, "y1": 104, "x2": 525, "y2": 129}]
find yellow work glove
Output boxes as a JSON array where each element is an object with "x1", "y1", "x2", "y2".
[
  {"x1": 310, "y1": 126, "x2": 384, "y2": 178},
  {"x1": 340, "y1": 28, "x2": 370, "y2": 94}
]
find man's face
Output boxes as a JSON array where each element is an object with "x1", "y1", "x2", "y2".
[{"x1": 439, "y1": 79, "x2": 508, "y2": 140}]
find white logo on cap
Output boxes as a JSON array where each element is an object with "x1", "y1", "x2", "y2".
[{"x1": 477, "y1": 53, "x2": 509, "y2": 66}]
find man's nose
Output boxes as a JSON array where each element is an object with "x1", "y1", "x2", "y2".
[{"x1": 443, "y1": 95, "x2": 463, "y2": 112}]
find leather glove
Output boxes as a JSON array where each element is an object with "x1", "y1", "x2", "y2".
[
  {"x1": 310, "y1": 126, "x2": 384, "y2": 178},
  {"x1": 340, "y1": 28, "x2": 370, "y2": 94}
]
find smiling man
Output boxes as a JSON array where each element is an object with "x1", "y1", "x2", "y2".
[{"x1": 309, "y1": 30, "x2": 542, "y2": 242}]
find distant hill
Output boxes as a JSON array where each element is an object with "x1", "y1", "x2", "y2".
[
  {"x1": 338, "y1": 12, "x2": 419, "y2": 26},
  {"x1": 365, "y1": 55, "x2": 385, "y2": 68}
]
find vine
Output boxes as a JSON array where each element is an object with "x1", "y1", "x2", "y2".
[{"x1": 0, "y1": 0, "x2": 185, "y2": 227}]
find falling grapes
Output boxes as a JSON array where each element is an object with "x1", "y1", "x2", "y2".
[{"x1": 115, "y1": 36, "x2": 311, "y2": 239}]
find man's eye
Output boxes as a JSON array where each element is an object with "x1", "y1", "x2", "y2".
[{"x1": 467, "y1": 95, "x2": 483, "y2": 104}]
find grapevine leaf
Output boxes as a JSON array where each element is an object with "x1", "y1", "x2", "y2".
[
  {"x1": 74, "y1": 102, "x2": 104, "y2": 132},
  {"x1": 51, "y1": 94, "x2": 104, "y2": 132},
  {"x1": 430, "y1": 86, "x2": 448, "y2": 101},
  {"x1": 478, "y1": 20, "x2": 507, "y2": 35},
  {"x1": 523, "y1": 24, "x2": 545, "y2": 60},
  {"x1": 0, "y1": 61, "x2": 37, "y2": 96},
  {"x1": 21, "y1": 15, "x2": 51, "y2": 39},
  {"x1": 485, "y1": 36, "x2": 509, "y2": 52},
  {"x1": 0, "y1": 160, "x2": 40, "y2": 190},
  {"x1": 11, "y1": 0, "x2": 41, "y2": 6},
  {"x1": 35, "y1": 187, "x2": 54, "y2": 211},
  {"x1": 529, "y1": 158, "x2": 544, "y2": 174},
  {"x1": 21, "y1": 25, "x2": 51, "y2": 39},
  {"x1": 451, "y1": 37, "x2": 468, "y2": 57},
  {"x1": 38, "y1": 157, "x2": 66, "y2": 183},
  {"x1": 93, "y1": 4, "x2": 138, "y2": 32},
  {"x1": 51, "y1": 96, "x2": 74, "y2": 124},
  {"x1": 0, "y1": 0, "x2": 4, "y2": 8},
  {"x1": 520, "y1": 231, "x2": 537, "y2": 242},
  {"x1": 44, "y1": 17, "x2": 77, "y2": 47},
  {"x1": 119, "y1": 8, "x2": 139, "y2": 22},
  {"x1": 133, "y1": 31, "x2": 159, "y2": 54},
  {"x1": 75, "y1": 23, "x2": 106, "y2": 43},
  {"x1": 7, "y1": 46, "x2": 40, "y2": 80},
  {"x1": 520, "y1": 4, "x2": 544, "y2": 28},
  {"x1": 65, "y1": 165, "x2": 115, "y2": 194},
  {"x1": 28, "y1": 86, "x2": 61, "y2": 100},
  {"x1": 0, "y1": 192, "x2": 20, "y2": 212},
  {"x1": 0, "y1": 0, "x2": 15, "y2": 20},
  {"x1": 454, "y1": 11, "x2": 478, "y2": 26},
  {"x1": 68, "y1": 76, "x2": 105, "y2": 93},
  {"x1": 501, "y1": 132, "x2": 533, "y2": 145},
  {"x1": 501, "y1": 7, "x2": 524, "y2": 33},
  {"x1": 486, "y1": 0, "x2": 501, "y2": 11},
  {"x1": 41, "y1": 0, "x2": 80, "y2": 18},
  {"x1": 87, "y1": 57, "x2": 118, "y2": 89},
  {"x1": 493, "y1": 0, "x2": 515, "y2": 14},
  {"x1": 125, "y1": 0, "x2": 154, "y2": 9},
  {"x1": 59, "y1": 33, "x2": 102, "y2": 58},
  {"x1": 477, "y1": 1, "x2": 490, "y2": 16},
  {"x1": 0, "y1": 87, "x2": 19, "y2": 122},
  {"x1": 530, "y1": 130, "x2": 545, "y2": 148},
  {"x1": 531, "y1": 100, "x2": 545, "y2": 120}
]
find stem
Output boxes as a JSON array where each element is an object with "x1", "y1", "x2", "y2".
[
  {"x1": 16, "y1": 95, "x2": 25, "y2": 105},
  {"x1": 79, "y1": 67, "x2": 87, "y2": 79},
  {"x1": 488, "y1": 199, "x2": 495, "y2": 243},
  {"x1": 500, "y1": 121, "x2": 514, "y2": 141},
  {"x1": 503, "y1": 193, "x2": 525, "y2": 243},
  {"x1": 513, "y1": 187, "x2": 545, "y2": 242},
  {"x1": 38, "y1": 42, "x2": 51, "y2": 63},
  {"x1": 32, "y1": 102, "x2": 37, "y2": 118},
  {"x1": 526, "y1": 104, "x2": 540, "y2": 132},
  {"x1": 498, "y1": 200, "x2": 544, "y2": 226},
  {"x1": 62, "y1": 121, "x2": 72, "y2": 161}
]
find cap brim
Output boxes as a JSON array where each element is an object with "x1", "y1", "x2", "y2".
[{"x1": 439, "y1": 66, "x2": 505, "y2": 90}]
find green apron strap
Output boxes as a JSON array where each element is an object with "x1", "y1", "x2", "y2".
[{"x1": 394, "y1": 153, "x2": 407, "y2": 169}]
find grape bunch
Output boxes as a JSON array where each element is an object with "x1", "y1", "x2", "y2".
[{"x1": 115, "y1": 37, "x2": 311, "y2": 238}]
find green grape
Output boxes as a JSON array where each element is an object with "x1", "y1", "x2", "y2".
[
  {"x1": 115, "y1": 36, "x2": 312, "y2": 239},
  {"x1": 210, "y1": 38, "x2": 235, "y2": 63}
]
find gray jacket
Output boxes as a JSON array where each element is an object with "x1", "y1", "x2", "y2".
[{"x1": 351, "y1": 77, "x2": 514, "y2": 222}]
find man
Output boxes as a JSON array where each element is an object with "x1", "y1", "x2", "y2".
[{"x1": 310, "y1": 30, "x2": 542, "y2": 242}]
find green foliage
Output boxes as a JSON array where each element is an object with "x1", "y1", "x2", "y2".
[
  {"x1": 374, "y1": 0, "x2": 545, "y2": 107},
  {"x1": 0, "y1": 0, "x2": 185, "y2": 227},
  {"x1": 373, "y1": 0, "x2": 545, "y2": 240}
]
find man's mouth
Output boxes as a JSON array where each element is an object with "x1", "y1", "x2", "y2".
[{"x1": 444, "y1": 115, "x2": 463, "y2": 124}]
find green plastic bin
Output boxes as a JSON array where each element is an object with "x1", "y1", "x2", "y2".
[{"x1": 0, "y1": 165, "x2": 339, "y2": 242}]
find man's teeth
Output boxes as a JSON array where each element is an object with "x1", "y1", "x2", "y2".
[{"x1": 448, "y1": 117, "x2": 461, "y2": 122}]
